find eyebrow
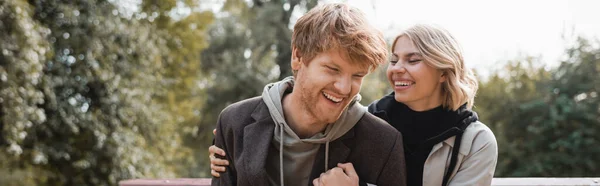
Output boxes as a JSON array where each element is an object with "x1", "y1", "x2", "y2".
[
  {"x1": 327, "y1": 61, "x2": 368, "y2": 75},
  {"x1": 392, "y1": 52, "x2": 422, "y2": 58},
  {"x1": 328, "y1": 62, "x2": 340, "y2": 69},
  {"x1": 406, "y1": 52, "x2": 422, "y2": 58}
]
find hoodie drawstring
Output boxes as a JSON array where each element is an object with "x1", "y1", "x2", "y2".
[
  {"x1": 280, "y1": 124, "x2": 284, "y2": 186},
  {"x1": 325, "y1": 141, "x2": 330, "y2": 171},
  {"x1": 279, "y1": 126, "x2": 332, "y2": 186}
]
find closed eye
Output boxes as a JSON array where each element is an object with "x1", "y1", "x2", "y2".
[
  {"x1": 390, "y1": 55, "x2": 399, "y2": 64},
  {"x1": 353, "y1": 74, "x2": 365, "y2": 78},
  {"x1": 326, "y1": 66, "x2": 339, "y2": 72}
]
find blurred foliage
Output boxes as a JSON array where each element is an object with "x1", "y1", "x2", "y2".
[
  {"x1": 1, "y1": 0, "x2": 600, "y2": 185},
  {"x1": 475, "y1": 37, "x2": 600, "y2": 176},
  {"x1": 359, "y1": 64, "x2": 390, "y2": 105},
  {"x1": 198, "y1": 0, "x2": 319, "y2": 143},
  {"x1": 1, "y1": 0, "x2": 213, "y2": 185},
  {"x1": 139, "y1": 0, "x2": 215, "y2": 178}
]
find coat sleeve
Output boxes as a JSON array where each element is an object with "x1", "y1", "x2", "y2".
[
  {"x1": 448, "y1": 128, "x2": 498, "y2": 186},
  {"x1": 376, "y1": 131, "x2": 407, "y2": 186},
  {"x1": 211, "y1": 111, "x2": 237, "y2": 186}
]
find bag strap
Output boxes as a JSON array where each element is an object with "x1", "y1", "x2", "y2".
[
  {"x1": 441, "y1": 131, "x2": 463, "y2": 186},
  {"x1": 441, "y1": 114, "x2": 475, "y2": 186}
]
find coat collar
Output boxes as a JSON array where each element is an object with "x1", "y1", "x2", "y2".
[
  {"x1": 430, "y1": 121, "x2": 478, "y2": 157},
  {"x1": 239, "y1": 102, "x2": 274, "y2": 186}
]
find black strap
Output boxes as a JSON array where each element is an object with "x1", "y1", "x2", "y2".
[
  {"x1": 441, "y1": 132, "x2": 463, "y2": 186},
  {"x1": 441, "y1": 114, "x2": 475, "y2": 186}
]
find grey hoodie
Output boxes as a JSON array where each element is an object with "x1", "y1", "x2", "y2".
[{"x1": 261, "y1": 77, "x2": 366, "y2": 186}]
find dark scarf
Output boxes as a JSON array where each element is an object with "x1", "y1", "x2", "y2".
[{"x1": 368, "y1": 92, "x2": 476, "y2": 186}]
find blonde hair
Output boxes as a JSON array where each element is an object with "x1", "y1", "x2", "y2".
[
  {"x1": 291, "y1": 3, "x2": 387, "y2": 74},
  {"x1": 391, "y1": 24, "x2": 478, "y2": 110}
]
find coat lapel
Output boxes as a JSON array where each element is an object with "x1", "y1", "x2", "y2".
[{"x1": 239, "y1": 103, "x2": 275, "y2": 186}]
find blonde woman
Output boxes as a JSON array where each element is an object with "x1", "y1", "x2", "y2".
[{"x1": 210, "y1": 24, "x2": 497, "y2": 186}]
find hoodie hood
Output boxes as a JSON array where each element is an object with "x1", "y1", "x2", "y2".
[
  {"x1": 262, "y1": 76, "x2": 365, "y2": 143},
  {"x1": 262, "y1": 76, "x2": 366, "y2": 186}
]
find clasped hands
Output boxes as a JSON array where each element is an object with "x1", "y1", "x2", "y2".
[{"x1": 312, "y1": 162, "x2": 359, "y2": 186}]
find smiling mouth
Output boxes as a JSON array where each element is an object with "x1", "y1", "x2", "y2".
[
  {"x1": 394, "y1": 81, "x2": 414, "y2": 87},
  {"x1": 322, "y1": 92, "x2": 343, "y2": 103}
]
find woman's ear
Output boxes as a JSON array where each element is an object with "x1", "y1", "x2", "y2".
[
  {"x1": 439, "y1": 71, "x2": 447, "y2": 83},
  {"x1": 291, "y1": 48, "x2": 302, "y2": 70}
]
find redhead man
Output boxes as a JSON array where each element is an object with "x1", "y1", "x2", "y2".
[{"x1": 211, "y1": 3, "x2": 407, "y2": 186}]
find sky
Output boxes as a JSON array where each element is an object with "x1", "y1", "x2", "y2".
[{"x1": 326, "y1": 0, "x2": 600, "y2": 76}]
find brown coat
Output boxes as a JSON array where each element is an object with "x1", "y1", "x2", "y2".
[{"x1": 211, "y1": 97, "x2": 407, "y2": 186}]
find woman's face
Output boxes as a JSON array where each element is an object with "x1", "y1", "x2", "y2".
[{"x1": 386, "y1": 36, "x2": 446, "y2": 111}]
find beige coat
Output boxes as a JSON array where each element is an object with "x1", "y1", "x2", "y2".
[{"x1": 422, "y1": 121, "x2": 498, "y2": 186}]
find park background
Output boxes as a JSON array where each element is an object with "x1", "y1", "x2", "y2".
[{"x1": 1, "y1": 0, "x2": 599, "y2": 185}]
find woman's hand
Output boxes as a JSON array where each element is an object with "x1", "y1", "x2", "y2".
[{"x1": 209, "y1": 129, "x2": 229, "y2": 177}]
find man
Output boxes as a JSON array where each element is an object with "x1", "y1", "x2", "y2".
[{"x1": 211, "y1": 3, "x2": 406, "y2": 186}]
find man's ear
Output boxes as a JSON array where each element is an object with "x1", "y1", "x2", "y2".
[{"x1": 291, "y1": 48, "x2": 302, "y2": 70}]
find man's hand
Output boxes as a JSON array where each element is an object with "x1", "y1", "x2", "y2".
[
  {"x1": 312, "y1": 163, "x2": 359, "y2": 186},
  {"x1": 209, "y1": 129, "x2": 229, "y2": 177}
]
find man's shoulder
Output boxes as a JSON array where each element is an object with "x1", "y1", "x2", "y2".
[
  {"x1": 220, "y1": 96, "x2": 263, "y2": 115},
  {"x1": 356, "y1": 112, "x2": 398, "y2": 134},
  {"x1": 218, "y1": 96, "x2": 265, "y2": 126},
  {"x1": 352, "y1": 112, "x2": 402, "y2": 143}
]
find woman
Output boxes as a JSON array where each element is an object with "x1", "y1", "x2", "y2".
[{"x1": 209, "y1": 24, "x2": 498, "y2": 186}]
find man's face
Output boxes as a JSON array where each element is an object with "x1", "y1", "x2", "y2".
[{"x1": 292, "y1": 49, "x2": 369, "y2": 124}]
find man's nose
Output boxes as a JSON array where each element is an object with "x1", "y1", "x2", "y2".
[{"x1": 334, "y1": 75, "x2": 351, "y2": 95}]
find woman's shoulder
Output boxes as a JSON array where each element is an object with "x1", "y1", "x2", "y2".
[
  {"x1": 465, "y1": 121, "x2": 496, "y2": 140},
  {"x1": 460, "y1": 121, "x2": 498, "y2": 156}
]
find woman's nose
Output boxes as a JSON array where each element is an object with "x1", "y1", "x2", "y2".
[{"x1": 390, "y1": 62, "x2": 406, "y2": 73}]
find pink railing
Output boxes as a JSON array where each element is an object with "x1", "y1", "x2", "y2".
[{"x1": 119, "y1": 178, "x2": 600, "y2": 186}]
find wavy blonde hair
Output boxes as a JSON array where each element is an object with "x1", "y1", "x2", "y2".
[{"x1": 392, "y1": 24, "x2": 478, "y2": 110}]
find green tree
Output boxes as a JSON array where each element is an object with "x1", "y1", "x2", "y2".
[
  {"x1": 1, "y1": 0, "x2": 214, "y2": 185},
  {"x1": 0, "y1": 0, "x2": 54, "y2": 184},
  {"x1": 476, "y1": 38, "x2": 600, "y2": 177},
  {"x1": 139, "y1": 0, "x2": 214, "y2": 177},
  {"x1": 198, "y1": 0, "x2": 318, "y2": 152}
]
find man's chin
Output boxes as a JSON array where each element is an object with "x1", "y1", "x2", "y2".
[
  {"x1": 312, "y1": 103, "x2": 346, "y2": 123},
  {"x1": 321, "y1": 113, "x2": 344, "y2": 124}
]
